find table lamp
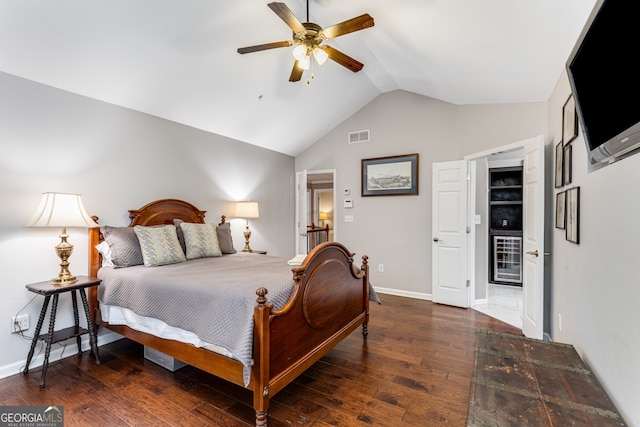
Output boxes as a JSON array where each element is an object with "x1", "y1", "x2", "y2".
[
  {"x1": 26, "y1": 192, "x2": 99, "y2": 285},
  {"x1": 235, "y1": 201, "x2": 259, "y2": 252},
  {"x1": 319, "y1": 211, "x2": 328, "y2": 227}
]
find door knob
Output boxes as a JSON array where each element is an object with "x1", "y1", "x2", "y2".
[{"x1": 526, "y1": 250, "x2": 539, "y2": 257}]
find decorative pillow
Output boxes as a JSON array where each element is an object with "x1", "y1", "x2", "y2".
[
  {"x1": 216, "y1": 222, "x2": 237, "y2": 254},
  {"x1": 134, "y1": 225, "x2": 186, "y2": 266},
  {"x1": 95, "y1": 241, "x2": 114, "y2": 267},
  {"x1": 179, "y1": 222, "x2": 222, "y2": 259},
  {"x1": 101, "y1": 226, "x2": 144, "y2": 267},
  {"x1": 173, "y1": 219, "x2": 187, "y2": 253}
]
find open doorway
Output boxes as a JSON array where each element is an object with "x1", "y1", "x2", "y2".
[
  {"x1": 474, "y1": 151, "x2": 524, "y2": 329},
  {"x1": 464, "y1": 135, "x2": 545, "y2": 338},
  {"x1": 296, "y1": 169, "x2": 336, "y2": 253},
  {"x1": 472, "y1": 149, "x2": 524, "y2": 329}
]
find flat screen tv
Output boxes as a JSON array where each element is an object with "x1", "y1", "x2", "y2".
[{"x1": 566, "y1": 0, "x2": 640, "y2": 166}]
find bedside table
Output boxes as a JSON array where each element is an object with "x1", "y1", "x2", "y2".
[{"x1": 24, "y1": 276, "x2": 101, "y2": 387}]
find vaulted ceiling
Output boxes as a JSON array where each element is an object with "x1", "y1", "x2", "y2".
[{"x1": 0, "y1": 0, "x2": 596, "y2": 156}]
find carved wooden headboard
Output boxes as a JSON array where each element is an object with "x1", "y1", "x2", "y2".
[{"x1": 88, "y1": 199, "x2": 209, "y2": 277}]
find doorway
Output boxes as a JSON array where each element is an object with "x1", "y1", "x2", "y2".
[
  {"x1": 465, "y1": 136, "x2": 545, "y2": 338},
  {"x1": 295, "y1": 169, "x2": 336, "y2": 254}
]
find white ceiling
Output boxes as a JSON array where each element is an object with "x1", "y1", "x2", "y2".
[{"x1": 0, "y1": 0, "x2": 596, "y2": 156}]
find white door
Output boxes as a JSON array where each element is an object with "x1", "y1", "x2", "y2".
[
  {"x1": 432, "y1": 160, "x2": 469, "y2": 307},
  {"x1": 295, "y1": 170, "x2": 308, "y2": 254},
  {"x1": 522, "y1": 136, "x2": 545, "y2": 339}
]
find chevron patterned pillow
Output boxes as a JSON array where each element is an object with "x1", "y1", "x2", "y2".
[
  {"x1": 134, "y1": 225, "x2": 186, "y2": 266},
  {"x1": 179, "y1": 222, "x2": 222, "y2": 260}
]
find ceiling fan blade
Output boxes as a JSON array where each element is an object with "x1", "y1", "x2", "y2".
[
  {"x1": 268, "y1": 2, "x2": 305, "y2": 34},
  {"x1": 320, "y1": 45, "x2": 364, "y2": 73},
  {"x1": 289, "y1": 61, "x2": 304, "y2": 82},
  {"x1": 237, "y1": 41, "x2": 292, "y2": 54},
  {"x1": 322, "y1": 14, "x2": 374, "y2": 39}
]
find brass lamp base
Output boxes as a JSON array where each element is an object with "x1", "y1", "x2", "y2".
[
  {"x1": 52, "y1": 227, "x2": 78, "y2": 286},
  {"x1": 242, "y1": 223, "x2": 253, "y2": 253}
]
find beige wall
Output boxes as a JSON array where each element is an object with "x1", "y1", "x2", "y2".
[
  {"x1": 296, "y1": 90, "x2": 547, "y2": 299},
  {"x1": 0, "y1": 71, "x2": 295, "y2": 376}
]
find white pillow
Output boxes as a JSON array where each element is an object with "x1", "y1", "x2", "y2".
[{"x1": 95, "y1": 241, "x2": 114, "y2": 267}]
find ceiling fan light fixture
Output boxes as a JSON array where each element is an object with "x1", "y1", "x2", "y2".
[
  {"x1": 298, "y1": 54, "x2": 311, "y2": 70},
  {"x1": 292, "y1": 44, "x2": 308, "y2": 61},
  {"x1": 312, "y1": 47, "x2": 328, "y2": 65}
]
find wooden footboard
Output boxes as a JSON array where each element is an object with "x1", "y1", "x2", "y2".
[
  {"x1": 252, "y1": 242, "x2": 369, "y2": 424},
  {"x1": 87, "y1": 199, "x2": 369, "y2": 427}
]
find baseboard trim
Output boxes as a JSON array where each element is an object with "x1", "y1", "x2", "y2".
[
  {"x1": 374, "y1": 287, "x2": 432, "y2": 301},
  {"x1": 0, "y1": 330, "x2": 122, "y2": 380}
]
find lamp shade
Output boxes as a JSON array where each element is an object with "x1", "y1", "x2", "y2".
[
  {"x1": 235, "y1": 201, "x2": 259, "y2": 219},
  {"x1": 26, "y1": 193, "x2": 98, "y2": 228},
  {"x1": 319, "y1": 211, "x2": 329, "y2": 220}
]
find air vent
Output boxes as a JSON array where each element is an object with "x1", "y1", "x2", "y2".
[{"x1": 348, "y1": 129, "x2": 370, "y2": 144}]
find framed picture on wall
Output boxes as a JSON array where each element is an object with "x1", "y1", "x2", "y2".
[
  {"x1": 566, "y1": 187, "x2": 580, "y2": 244},
  {"x1": 563, "y1": 94, "x2": 578, "y2": 146},
  {"x1": 555, "y1": 141, "x2": 564, "y2": 188},
  {"x1": 563, "y1": 145, "x2": 572, "y2": 185},
  {"x1": 555, "y1": 191, "x2": 566, "y2": 229},
  {"x1": 361, "y1": 153, "x2": 419, "y2": 196}
]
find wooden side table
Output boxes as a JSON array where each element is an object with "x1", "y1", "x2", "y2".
[{"x1": 24, "y1": 276, "x2": 102, "y2": 387}]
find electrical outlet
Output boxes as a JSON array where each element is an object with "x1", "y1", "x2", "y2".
[
  {"x1": 378, "y1": 264, "x2": 384, "y2": 273},
  {"x1": 11, "y1": 314, "x2": 29, "y2": 333}
]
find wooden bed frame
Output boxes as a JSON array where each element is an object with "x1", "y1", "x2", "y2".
[{"x1": 87, "y1": 199, "x2": 370, "y2": 426}]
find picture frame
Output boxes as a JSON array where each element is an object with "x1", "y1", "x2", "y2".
[
  {"x1": 563, "y1": 145, "x2": 572, "y2": 185},
  {"x1": 361, "y1": 153, "x2": 419, "y2": 196},
  {"x1": 566, "y1": 187, "x2": 580, "y2": 244},
  {"x1": 562, "y1": 94, "x2": 578, "y2": 146},
  {"x1": 555, "y1": 191, "x2": 566, "y2": 229},
  {"x1": 555, "y1": 141, "x2": 564, "y2": 188}
]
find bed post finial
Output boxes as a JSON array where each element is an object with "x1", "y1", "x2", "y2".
[{"x1": 256, "y1": 287, "x2": 268, "y2": 305}]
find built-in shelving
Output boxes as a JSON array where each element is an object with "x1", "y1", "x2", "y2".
[{"x1": 489, "y1": 166, "x2": 523, "y2": 285}]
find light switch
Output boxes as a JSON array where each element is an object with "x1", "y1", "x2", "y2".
[{"x1": 344, "y1": 215, "x2": 354, "y2": 223}]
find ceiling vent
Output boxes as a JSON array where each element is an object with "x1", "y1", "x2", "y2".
[{"x1": 348, "y1": 129, "x2": 370, "y2": 144}]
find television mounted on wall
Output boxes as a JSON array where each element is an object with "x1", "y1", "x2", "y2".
[{"x1": 566, "y1": 0, "x2": 640, "y2": 167}]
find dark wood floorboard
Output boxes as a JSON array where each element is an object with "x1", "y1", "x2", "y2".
[{"x1": 0, "y1": 294, "x2": 520, "y2": 426}]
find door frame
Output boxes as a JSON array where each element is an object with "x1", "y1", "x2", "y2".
[
  {"x1": 464, "y1": 136, "x2": 545, "y2": 336},
  {"x1": 295, "y1": 169, "x2": 337, "y2": 254}
]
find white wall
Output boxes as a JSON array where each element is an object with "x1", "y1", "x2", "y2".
[
  {"x1": 0, "y1": 72, "x2": 295, "y2": 377},
  {"x1": 548, "y1": 72, "x2": 640, "y2": 425}
]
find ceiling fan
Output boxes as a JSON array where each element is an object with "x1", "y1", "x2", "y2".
[{"x1": 237, "y1": 1, "x2": 374, "y2": 82}]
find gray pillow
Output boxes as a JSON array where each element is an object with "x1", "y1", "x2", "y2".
[
  {"x1": 216, "y1": 222, "x2": 237, "y2": 254},
  {"x1": 101, "y1": 226, "x2": 144, "y2": 267},
  {"x1": 173, "y1": 219, "x2": 187, "y2": 253}
]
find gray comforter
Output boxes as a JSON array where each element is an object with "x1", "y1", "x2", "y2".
[{"x1": 98, "y1": 252, "x2": 295, "y2": 386}]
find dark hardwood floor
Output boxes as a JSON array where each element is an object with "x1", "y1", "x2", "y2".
[{"x1": 0, "y1": 294, "x2": 520, "y2": 426}]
